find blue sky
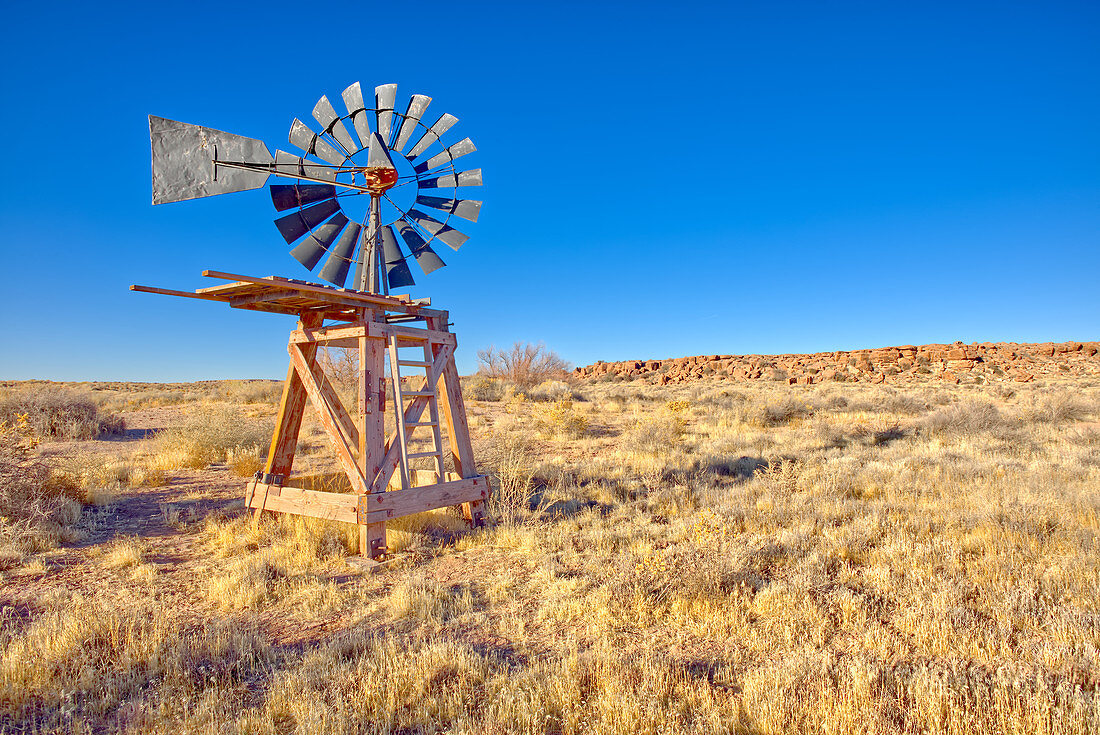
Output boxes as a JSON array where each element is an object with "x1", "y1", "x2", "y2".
[{"x1": 1, "y1": 0, "x2": 1097, "y2": 380}]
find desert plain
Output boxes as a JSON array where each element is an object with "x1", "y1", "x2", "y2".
[{"x1": 1, "y1": 339, "x2": 1098, "y2": 734}]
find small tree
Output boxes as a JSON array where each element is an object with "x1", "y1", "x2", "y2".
[
  {"x1": 476, "y1": 342, "x2": 571, "y2": 389},
  {"x1": 319, "y1": 347, "x2": 359, "y2": 391}
]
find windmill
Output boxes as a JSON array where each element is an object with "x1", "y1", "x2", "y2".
[{"x1": 134, "y1": 83, "x2": 490, "y2": 561}]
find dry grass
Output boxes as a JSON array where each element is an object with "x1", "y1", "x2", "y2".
[
  {"x1": 2, "y1": 375, "x2": 1099, "y2": 733},
  {"x1": 0, "y1": 415, "x2": 84, "y2": 559}
]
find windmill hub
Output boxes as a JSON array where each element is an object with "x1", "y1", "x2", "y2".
[{"x1": 360, "y1": 165, "x2": 399, "y2": 194}]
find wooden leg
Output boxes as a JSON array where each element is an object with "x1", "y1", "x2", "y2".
[
  {"x1": 426, "y1": 314, "x2": 488, "y2": 528},
  {"x1": 359, "y1": 329, "x2": 388, "y2": 558},
  {"x1": 254, "y1": 313, "x2": 323, "y2": 529}
]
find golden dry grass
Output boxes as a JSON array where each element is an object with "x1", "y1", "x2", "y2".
[{"x1": 1, "y1": 374, "x2": 1098, "y2": 733}]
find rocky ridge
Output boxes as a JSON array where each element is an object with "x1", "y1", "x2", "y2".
[{"x1": 573, "y1": 340, "x2": 1100, "y2": 386}]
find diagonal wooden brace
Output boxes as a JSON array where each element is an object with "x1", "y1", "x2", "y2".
[{"x1": 288, "y1": 342, "x2": 369, "y2": 494}]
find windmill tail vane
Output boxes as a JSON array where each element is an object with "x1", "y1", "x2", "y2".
[{"x1": 149, "y1": 81, "x2": 483, "y2": 294}]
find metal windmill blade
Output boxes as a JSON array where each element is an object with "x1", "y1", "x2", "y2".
[
  {"x1": 318, "y1": 222, "x2": 362, "y2": 287},
  {"x1": 290, "y1": 212, "x2": 349, "y2": 269},
  {"x1": 406, "y1": 209, "x2": 470, "y2": 250},
  {"x1": 148, "y1": 81, "x2": 483, "y2": 295},
  {"x1": 418, "y1": 169, "x2": 483, "y2": 189},
  {"x1": 392, "y1": 95, "x2": 432, "y2": 153},
  {"x1": 340, "y1": 81, "x2": 373, "y2": 149},
  {"x1": 380, "y1": 225, "x2": 416, "y2": 288},
  {"x1": 312, "y1": 96, "x2": 359, "y2": 157},
  {"x1": 375, "y1": 84, "x2": 398, "y2": 145},
  {"x1": 415, "y1": 195, "x2": 482, "y2": 223},
  {"x1": 395, "y1": 219, "x2": 447, "y2": 274}
]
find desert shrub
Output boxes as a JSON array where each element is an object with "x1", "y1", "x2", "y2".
[
  {"x1": 754, "y1": 397, "x2": 812, "y2": 426},
  {"x1": 1017, "y1": 391, "x2": 1097, "y2": 423},
  {"x1": 527, "y1": 379, "x2": 580, "y2": 402},
  {"x1": 463, "y1": 375, "x2": 507, "y2": 402},
  {"x1": 628, "y1": 411, "x2": 686, "y2": 454},
  {"x1": 0, "y1": 389, "x2": 123, "y2": 441},
  {"x1": 535, "y1": 399, "x2": 589, "y2": 439},
  {"x1": 145, "y1": 406, "x2": 272, "y2": 471},
  {"x1": 475, "y1": 342, "x2": 571, "y2": 388},
  {"x1": 921, "y1": 400, "x2": 1005, "y2": 435},
  {"x1": 219, "y1": 380, "x2": 283, "y2": 405},
  {"x1": 0, "y1": 416, "x2": 82, "y2": 556}
]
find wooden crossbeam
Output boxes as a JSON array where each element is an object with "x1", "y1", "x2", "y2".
[
  {"x1": 245, "y1": 475, "x2": 488, "y2": 525},
  {"x1": 359, "y1": 476, "x2": 490, "y2": 523},
  {"x1": 246, "y1": 480, "x2": 358, "y2": 524},
  {"x1": 288, "y1": 322, "x2": 457, "y2": 348}
]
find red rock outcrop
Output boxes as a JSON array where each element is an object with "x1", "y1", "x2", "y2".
[{"x1": 573, "y1": 341, "x2": 1100, "y2": 386}]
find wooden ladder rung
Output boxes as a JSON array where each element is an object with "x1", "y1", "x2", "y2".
[
  {"x1": 395, "y1": 334, "x2": 430, "y2": 343},
  {"x1": 407, "y1": 451, "x2": 442, "y2": 459},
  {"x1": 401, "y1": 390, "x2": 436, "y2": 397},
  {"x1": 397, "y1": 359, "x2": 432, "y2": 367},
  {"x1": 405, "y1": 420, "x2": 439, "y2": 427}
]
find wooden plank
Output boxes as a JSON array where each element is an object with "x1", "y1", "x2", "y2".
[
  {"x1": 229, "y1": 289, "x2": 299, "y2": 307},
  {"x1": 359, "y1": 326, "x2": 388, "y2": 558},
  {"x1": 378, "y1": 323, "x2": 457, "y2": 347},
  {"x1": 199, "y1": 270, "x2": 446, "y2": 318},
  {"x1": 246, "y1": 482, "x2": 359, "y2": 524},
  {"x1": 291, "y1": 323, "x2": 456, "y2": 348},
  {"x1": 130, "y1": 284, "x2": 226, "y2": 302},
  {"x1": 289, "y1": 342, "x2": 369, "y2": 493},
  {"x1": 427, "y1": 314, "x2": 477, "y2": 477},
  {"x1": 358, "y1": 476, "x2": 490, "y2": 523},
  {"x1": 290, "y1": 323, "x2": 375, "y2": 344}
]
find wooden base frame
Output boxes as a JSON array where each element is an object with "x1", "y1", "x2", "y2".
[
  {"x1": 131, "y1": 272, "x2": 490, "y2": 560},
  {"x1": 249, "y1": 310, "x2": 489, "y2": 559}
]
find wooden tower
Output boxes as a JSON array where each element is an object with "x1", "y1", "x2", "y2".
[{"x1": 132, "y1": 270, "x2": 489, "y2": 560}]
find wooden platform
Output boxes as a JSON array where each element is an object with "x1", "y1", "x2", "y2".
[{"x1": 131, "y1": 270, "x2": 444, "y2": 321}]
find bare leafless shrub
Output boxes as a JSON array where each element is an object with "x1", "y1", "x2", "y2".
[
  {"x1": 628, "y1": 412, "x2": 686, "y2": 454},
  {"x1": 921, "y1": 400, "x2": 1005, "y2": 435},
  {"x1": 476, "y1": 342, "x2": 571, "y2": 389},
  {"x1": 0, "y1": 389, "x2": 123, "y2": 441},
  {"x1": 756, "y1": 397, "x2": 812, "y2": 426},
  {"x1": 319, "y1": 347, "x2": 359, "y2": 391},
  {"x1": 479, "y1": 434, "x2": 539, "y2": 524},
  {"x1": 1017, "y1": 391, "x2": 1097, "y2": 424}
]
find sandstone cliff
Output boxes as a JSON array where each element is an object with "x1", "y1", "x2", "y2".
[{"x1": 573, "y1": 341, "x2": 1100, "y2": 386}]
